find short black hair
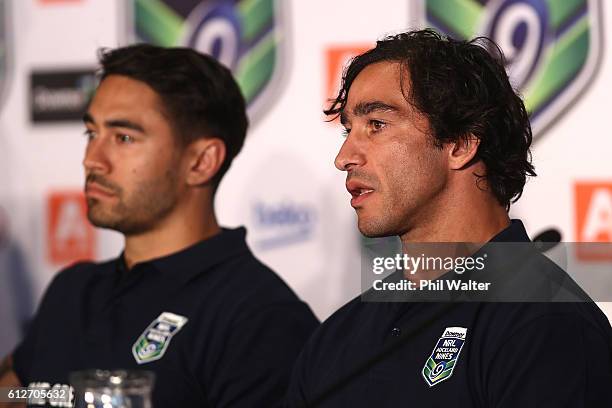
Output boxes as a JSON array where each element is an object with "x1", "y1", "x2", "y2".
[
  {"x1": 326, "y1": 29, "x2": 536, "y2": 210},
  {"x1": 98, "y1": 43, "x2": 248, "y2": 187}
]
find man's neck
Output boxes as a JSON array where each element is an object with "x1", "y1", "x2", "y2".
[
  {"x1": 399, "y1": 190, "x2": 511, "y2": 245},
  {"x1": 122, "y1": 205, "x2": 220, "y2": 270},
  {"x1": 398, "y1": 194, "x2": 510, "y2": 282}
]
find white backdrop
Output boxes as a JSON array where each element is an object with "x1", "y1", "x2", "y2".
[{"x1": 0, "y1": 0, "x2": 610, "y2": 357}]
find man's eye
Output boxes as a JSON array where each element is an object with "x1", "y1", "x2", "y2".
[
  {"x1": 341, "y1": 128, "x2": 351, "y2": 137},
  {"x1": 83, "y1": 129, "x2": 96, "y2": 141},
  {"x1": 370, "y1": 120, "x2": 386, "y2": 132},
  {"x1": 117, "y1": 134, "x2": 134, "y2": 144}
]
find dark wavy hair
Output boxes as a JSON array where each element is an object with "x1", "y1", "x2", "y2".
[
  {"x1": 325, "y1": 29, "x2": 536, "y2": 210},
  {"x1": 98, "y1": 43, "x2": 248, "y2": 188}
]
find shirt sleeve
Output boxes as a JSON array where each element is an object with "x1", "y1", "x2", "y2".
[
  {"x1": 206, "y1": 301, "x2": 319, "y2": 408},
  {"x1": 486, "y1": 313, "x2": 612, "y2": 407}
]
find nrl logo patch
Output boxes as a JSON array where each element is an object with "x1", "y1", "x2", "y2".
[
  {"x1": 132, "y1": 312, "x2": 188, "y2": 364},
  {"x1": 422, "y1": 327, "x2": 467, "y2": 387},
  {"x1": 128, "y1": 0, "x2": 287, "y2": 125},
  {"x1": 413, "y1": 0, "x2": 603, "y2": 138}
]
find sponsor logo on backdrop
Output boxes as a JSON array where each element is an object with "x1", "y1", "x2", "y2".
[
  {"x1": 575, "y1": 182, "x2": 612, "y2": 260},
  {"x1": 47, "y1": 191, "x2": 95, "y2": 265},
  {"x1": 131, "y1": 0, "x2": 287, "y2": 124},
  {"x1": 30, "y1": 69, "x2": 96, "y2": 123},
  {"x1": 251, "y1": 201, "x2": 316, "y2": 250},
  {"x1": 325, "y1": 45, "x2": 371, "y2": 104},
  {"x1": 415, "y1": 0, "x2": 603, "y2": 138}
]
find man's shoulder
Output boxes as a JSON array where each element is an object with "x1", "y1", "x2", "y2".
[
  {"x1": 475, "y1": 301, "x2": 612, "y2": 348},
  {"x1": 210, "y1": 249, "x2": 301, "y2": 302},
  {"x1": 193, "y1": 248, "x2": 319, "y2": 331},
  {"x1": 52, "y1": 259, "x2": 114, "y2": 285},
  {"x1": 40, "y1": 259, "x2": 117, "y2": 302}
]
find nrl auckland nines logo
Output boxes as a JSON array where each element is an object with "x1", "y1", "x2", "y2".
[
  {"x1": 422, "y1": 327, "x2": 468, "y2": 387},
  {"x1": 132, "y1": 312, "x2": 188, "y2": 364},
  {"x1": 128, "y1": 0, "x2": 287, "y2": 125},
  {"x1": 414, "y1": 0, "x2": 603, "y2": 139}
]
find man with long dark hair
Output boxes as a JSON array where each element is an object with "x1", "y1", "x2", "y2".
[{"x1": 287, "y1": 29, "x2": 612, "y2": 407}]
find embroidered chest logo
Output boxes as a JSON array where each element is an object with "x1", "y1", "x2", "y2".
[
  {"x1": 132, "y1": 312, "x2": 188, "y2": 364},
  {"x1": 422, "y1": 327, "x2": 468, "y2": 387}
]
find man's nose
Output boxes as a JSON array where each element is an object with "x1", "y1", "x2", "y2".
[
  {"x1": 334, "y1": 134, "x2": 365, "y2": 171},
  {"x1": 82, "y1": 136, "x2": 111, "y2": 174}
]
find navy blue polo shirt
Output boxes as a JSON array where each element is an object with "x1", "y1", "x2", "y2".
[
  {"x1": 13, "y1": 227, "x2": 319, "y2": 407},
  {"x1": 287, "y1": 221, "x2": 612, "y2": 407}
]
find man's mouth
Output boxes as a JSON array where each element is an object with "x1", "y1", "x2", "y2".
[
  {"x1": 85, "y1": 182, "x2": 116, "y2": 199},
  {"x1": 351, "y1": 188, "x2": 374, "y2": 196},
  {"x1": 346, "y1": 181, "x2": 375, "y2": 207}
]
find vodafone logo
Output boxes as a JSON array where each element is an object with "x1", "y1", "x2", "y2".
[
  {"x1": 47, "y1": 191, "x2": 95, "y2": 265},
  {"x1": 575, "y1": 182, "x2": 612, "y2": 260}
]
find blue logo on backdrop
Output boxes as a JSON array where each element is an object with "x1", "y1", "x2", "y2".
[{"x1": 251, "y1": 201, "x2": 316, "y2": 250}]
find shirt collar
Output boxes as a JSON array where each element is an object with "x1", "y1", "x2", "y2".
[
  {"x1": 489, "y1": 219, "x2": 531, "y2": 243},
  {"x1": 116, "y1": 227, "x2": 250, "y2": 286}
]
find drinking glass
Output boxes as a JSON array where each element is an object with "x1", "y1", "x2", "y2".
[{"x1": 70, "y1": 369, "x2": 155, "y2": 408}]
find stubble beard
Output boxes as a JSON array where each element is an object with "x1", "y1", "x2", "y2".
[
  {"x1": 356, "y1": 170, "x2": 447, "y2": 239},
  {"x1": 357, "y1": 199, "x2": 405, "y2": 238},
  {"x1": 86, "y1": 169, "x2": 179, "y2": 236}
]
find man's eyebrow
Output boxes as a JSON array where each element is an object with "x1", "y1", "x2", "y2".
[
  {"x1": 353, "y1": 101, "x2": 401, "y2": 116},
  {"x1": 340, "y1": 101, "x2": 402, "y2": 124},
  {"x1": 340, "y1": 111, "x2": 349, "y2": 125},
  {"x1": 104, "y1": 119, "x2": 145, "y2": 133},
  {"x1": 82, "y1": 113, "x2": 145, "y2": 133},
  {"x1": 83, "y1": 112, "x2": 94, "y2": 124}
]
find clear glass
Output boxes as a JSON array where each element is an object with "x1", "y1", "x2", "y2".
[{"x1": 69, "y1": 369, "x2": 155, "y2": 408}]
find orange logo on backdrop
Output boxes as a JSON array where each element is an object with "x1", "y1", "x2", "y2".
[
  {"x1": 325, "y1": 45, "x2": 371, "y2": 112},
  {"x1": 575, "y1": 182, "x2": 612, "y2": 260},
  {"x1": 48, "y1": 191, "x2": 95, "y2": 265}
]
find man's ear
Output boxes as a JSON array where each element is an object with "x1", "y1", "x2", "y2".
[
  {"x1": 448, "y1": 134, "x2": 480, "y2": 170},
  {"x1": 185, "y1": 138, "x2": 226, "y2": 186}
]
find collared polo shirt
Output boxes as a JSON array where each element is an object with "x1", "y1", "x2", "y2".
[
  {"x1": 287, "y1": 220, "x2": 612, "y2": 407},
  {"x1": 14, "y1": 227, "x2": 319, "y2": 407}
]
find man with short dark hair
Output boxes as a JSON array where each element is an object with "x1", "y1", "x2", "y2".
[
  {"x1": 287, "y1": 29, "x2": 612, "y2": 407},
  {"x1": 0, "y1": 44, "x2": 318, "y2": 408}
]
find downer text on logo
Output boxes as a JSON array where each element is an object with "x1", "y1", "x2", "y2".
[
  {"x1": 30, "y1": 69, "x2": 96, "y2": 123},
  {"x1": 251, "y1": 201, "x2": 316, "y2": 250}
]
